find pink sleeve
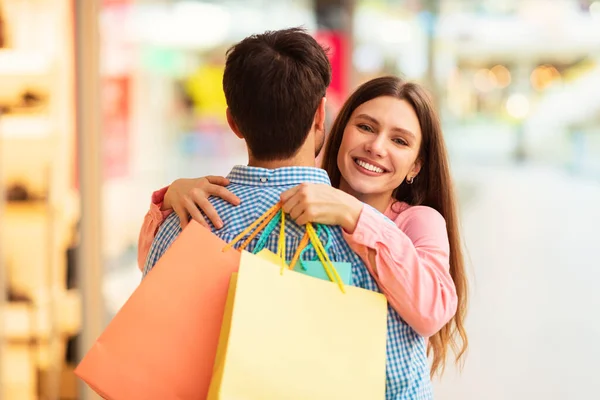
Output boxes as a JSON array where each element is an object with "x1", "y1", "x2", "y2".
[
  {"x1": 343, "y1": 205, "x2": 457, "y2": 337},
  {"x1": 137, "y1": 186, "x2": 174, "y2": 270}
]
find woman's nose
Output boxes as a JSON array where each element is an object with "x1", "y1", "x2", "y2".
[{"x1": 364, "y1": 135, "x2": 386, "y2": 158}]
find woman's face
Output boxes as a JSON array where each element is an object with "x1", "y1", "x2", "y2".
[{"x1": 337, "y1": 96, "x2": 422, "y2": 205}]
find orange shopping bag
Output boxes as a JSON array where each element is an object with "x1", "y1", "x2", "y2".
[{"x1": 74, "y1": 204, "x2": 281, "y2": 400}]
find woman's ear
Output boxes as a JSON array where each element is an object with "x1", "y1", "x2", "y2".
[{"x1": 408, "y1": 159, "x2": 422, "y2": 180}]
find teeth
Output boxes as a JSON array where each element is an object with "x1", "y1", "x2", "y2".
[{"x1": 355, "y1": 159, "x2": 384, "y2": 173}]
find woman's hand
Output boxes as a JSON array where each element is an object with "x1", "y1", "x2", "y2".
[
  {"x1": 279, "y1": 183, "x2": 363, "y2": 233},
  {"x1": 163, "y1": 176, "x2": 240, "y2": 229}
]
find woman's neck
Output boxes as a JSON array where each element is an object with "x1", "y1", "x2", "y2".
[{"x1": 339, "y1": 180, "x2": 392, "y2": 214}]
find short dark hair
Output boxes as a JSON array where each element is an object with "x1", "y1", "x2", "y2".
[{"x1": 223, "y1": 27, "x2": 331, "y2": 161}]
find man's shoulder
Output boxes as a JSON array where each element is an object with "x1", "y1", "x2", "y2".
[
  {"x1": 209, "y1": 183, "x2": 284, "y2": 209},
  {"x1": 206, "y1": 183, "x2": 286, "y2": 232}
]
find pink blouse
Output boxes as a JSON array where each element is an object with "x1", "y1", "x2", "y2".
[{"x1": 137, "y1": 188, "x2": 457, "y2": 337}]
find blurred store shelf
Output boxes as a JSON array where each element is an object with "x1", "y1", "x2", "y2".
[{"x1": 0, "y1": 50, "x2": 52, "y2": 76}]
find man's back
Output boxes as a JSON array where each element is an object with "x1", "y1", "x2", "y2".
[{"x1": 143, "y1": 166, "x2": 365, "y2": 277}]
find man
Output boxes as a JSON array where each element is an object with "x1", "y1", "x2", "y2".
[{"x1": 144, "y1": 27, "x2": 343, "y2": 274}]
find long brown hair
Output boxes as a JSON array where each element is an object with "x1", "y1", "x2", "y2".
[{"x1": 321, "y1": 76, "x2": 468, "y2": 377}]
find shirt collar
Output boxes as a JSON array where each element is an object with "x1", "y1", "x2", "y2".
[{"x1": 227, "y1": 165, "x2": 331, "y2": 187}]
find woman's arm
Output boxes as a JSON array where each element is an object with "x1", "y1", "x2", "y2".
[
  {"x1": 344, "y1": 205, "x2": 457, "y2": 337},
  {"x1": 279, "y1": 183, "x2": 457, "y2": 337},
  {"x1": 137, "y1": 186, "x2": 173, "y2": 269},
  {"x1": 136, "y1": 177, "x2": 240, "y2": 270}
]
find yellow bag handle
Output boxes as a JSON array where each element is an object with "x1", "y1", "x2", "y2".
[
  {"x1": 305, "y1": 223, "x2": 345, "y2": 293},
  {"x1": 270, "y1": 205, "x2": 345, "y2": 293},
  {"x1": 221, "y1": 201, "x2": 345, "y2": 293},
  {"x1": 278, "y1": 211, "x2": 286, "y2": 266},
  {"x1": 222, "y1": 203, "x2": 281, "y2": 252}
]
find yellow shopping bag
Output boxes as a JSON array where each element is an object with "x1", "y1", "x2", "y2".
[{"x1": 208, "y1": 220, "x2": 388, "y2": 399}]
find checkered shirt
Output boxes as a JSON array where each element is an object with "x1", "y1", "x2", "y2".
[{"x1": 143, "y1": 165, "x2": 433, "y2": 399}]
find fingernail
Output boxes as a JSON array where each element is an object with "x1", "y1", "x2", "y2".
[{"x1": 216, "y1": 220, "x2": 223, "y2": 229}]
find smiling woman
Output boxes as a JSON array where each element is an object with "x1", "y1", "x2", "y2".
[
  {"x1": 321, "y1": 77, "x2": 468, "y2": 377},
  {"x1": 335, "y1": 96, "x2": 423, "y2": 211}
]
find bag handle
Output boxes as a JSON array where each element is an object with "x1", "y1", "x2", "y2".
[
  {"x1": 279, "y1": 221, "x2": 345, "y2": 293},
  {"x1": 221, "y1": 201, "x2": 345, "y2": 293},
  {"x1": 278, "y1": 210, "x2": 286, "y2": 266},
  {"x1": 251, "y1": 208, "x2": 306, "y2": 271},
  {"x1": 295, "y1": 224, "x2": 332, "y2": 271},
  {"x1": 289, "y1": 232, "x2": 309, "y2": 271},
  {"x1": 259, "y1": 204, "x2": 345, "y2": 293},
  {"x1": 227, "y1": 204, "x2": 304, "y2": 270},
  {"x1": 305, "y1": 223, "x2": 345, "y2": 293},
  {"x1": 252, "y1": 212, "x2": 327, "y2": 272},
  {"x1": 222, "y1": 203, "x2": 281, "y2": 252}
]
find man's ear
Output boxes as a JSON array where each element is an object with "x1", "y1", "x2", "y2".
[
  {"x1": 314, "y1": 97, "x2": 327, "y2": 133},
  {"x1": 226, "y1": 108, "x2": 243, "y2": 139}
]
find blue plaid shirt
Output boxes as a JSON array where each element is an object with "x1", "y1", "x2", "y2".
[{"x1": 144, "y1": 165, "x2": 432, "y2": 399}]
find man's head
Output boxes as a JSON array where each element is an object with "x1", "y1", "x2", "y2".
[{"x1": 223, "y1": 27, "x2": 331, "y2": 161}]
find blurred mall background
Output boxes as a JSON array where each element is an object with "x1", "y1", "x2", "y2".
[{"x1": 0, "y1": 0, "x2": 599, "y2": 399}]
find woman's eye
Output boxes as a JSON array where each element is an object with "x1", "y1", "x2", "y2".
[
  {"x1": 358, "y1": 124, "x2": 374, "y2": 133},
  {"x1": 393, "y1": 138, "x2": 407, "y2": 146}
]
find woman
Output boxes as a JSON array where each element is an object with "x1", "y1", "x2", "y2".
[{"x1": 139, "y1": 76, "x2": 468, "y2": 379}]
